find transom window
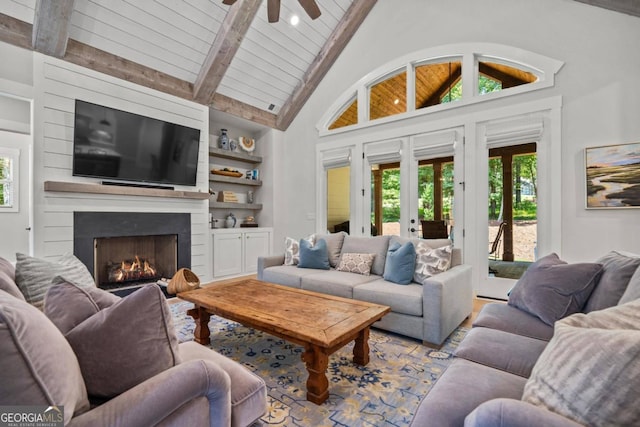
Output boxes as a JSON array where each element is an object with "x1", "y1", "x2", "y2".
[
  {"x1": 415, "y1": 60, "x2": 463, "y2": 109},
  {"x1": 320, "y1": 43, "x2": 563, "y2": 134}
]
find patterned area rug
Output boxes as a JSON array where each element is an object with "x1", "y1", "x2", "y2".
[{"x1": 170, "y1": 301, "x2": 467, "y2": 427}]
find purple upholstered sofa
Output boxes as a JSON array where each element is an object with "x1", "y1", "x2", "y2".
[{"x1": 411, "y1": 250, "x2": 640, "y2": 427}]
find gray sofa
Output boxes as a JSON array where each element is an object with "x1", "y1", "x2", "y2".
[
  {"x1": 410, "y1": 250, "x2": 640, "y2": 427},
  {"x1": 258, "y1": 233, "x2": 473, "y2": 346},
  {"x1": 0, "y1": 256, "x2": 266, "y2": 427}
]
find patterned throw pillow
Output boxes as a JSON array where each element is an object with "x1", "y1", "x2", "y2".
[
  {"x1": 284, "y1": 235, "x2": 316, "y2": 265},
  {"x1": 15, "y1": 252, "x2": 95, "y2": 310},
  {"x1": 336, "y1": 253, "x2": 375, "y2": 276},
  {"x1": 413, "y1": 241, "x2": 452, "y2": 285},
  {"x1": 522, "y1": 299, "x2": 640, "y2": 426}
]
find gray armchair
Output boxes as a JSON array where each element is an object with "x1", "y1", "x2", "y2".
[{"x1": 0, "y1": 257, "x2": 266, "y2": 427}]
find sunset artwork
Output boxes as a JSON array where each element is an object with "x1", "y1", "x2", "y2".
[{"x1": 585, "y1": 142, "x2": 640, "y2": 208}]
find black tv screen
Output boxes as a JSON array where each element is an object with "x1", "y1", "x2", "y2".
[{"x1": 73, "y1": 100, "x2": 201, "y2": 187}]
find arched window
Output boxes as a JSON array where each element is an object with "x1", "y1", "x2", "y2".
[{"x1": 321, "y1": 43, "x2": 563, "y2": 134}]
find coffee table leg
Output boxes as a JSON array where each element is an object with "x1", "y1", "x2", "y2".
[
  {"x1": 302, "y1": 344, "x2": 329, "y2": 404},
  {"x1": 187, "y1": 306, "x2": 211, "y2": 345},
  {"x1": 353, "y1": 327, "x2": 370, "y2": 366}
]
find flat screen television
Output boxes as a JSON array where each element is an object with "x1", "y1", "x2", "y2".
[{"x1": 73, "y1": 100, "x2": 201, "y2": 187}]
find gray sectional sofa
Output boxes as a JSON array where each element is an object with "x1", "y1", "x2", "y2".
[
  {"x1": 410, "y1": 250, "x2": 640, "y2": 427},
  {"x1": 258, "y1": 233, "x2": 473, "y2": 347}
]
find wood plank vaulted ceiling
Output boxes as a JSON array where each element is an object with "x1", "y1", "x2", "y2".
[{"x1": 0, "y1": 0, "x2": 638, "y2": 131}]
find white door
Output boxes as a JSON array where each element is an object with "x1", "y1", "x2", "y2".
[
  {"x1": 408, "y1": 128, "x2": 464, "y2": 243},
  {"x1": 243, "y1": 231, "x2": 270, "y2": 273},
  {"x1": 0, "y1": 131, "x2": 31, "y2": 261},
  {"x1": 212, "y1": 232, "x2": 243, "y2": 277}
]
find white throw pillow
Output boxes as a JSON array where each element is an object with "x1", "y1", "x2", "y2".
[
  {"x1": 413, "y1": 241, "x2": 452, "y2": 284},
  {"x1": 522, "y1": 299, "x2": 640, "y2": 427},
  {"x1": 283, "y1": 235, "x2": 315, "y2": 266}
]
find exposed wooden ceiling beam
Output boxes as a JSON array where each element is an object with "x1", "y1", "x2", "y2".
[
  {"x1": 572, "y1": 0, "x2": 640, "y2": 18},
  {"x1": 64, "y1": 39, "x2": 195, "y2": 100},
  {"x1": 32, "y1": 0, "x2": 75, "y2": 57},
  {"x1": 212, "y1": 93, "x2": 277, "y2": 128},
  {"x1": 275, "y1": 0, "x2": 377, "y2": 131},
  {"x1": 193, "y1": 0, "x2": 262, "y2": 104},
  {"x1": 0, "y1": 13, "x2": 32, "y2": 50}
]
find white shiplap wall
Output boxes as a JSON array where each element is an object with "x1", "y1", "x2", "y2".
[
  {"x1": 32, "y1": 53, "x2": 212, "y2": 280},
  {"x1": 2, "y1": 0, "x2": 35, "y2": 24}
]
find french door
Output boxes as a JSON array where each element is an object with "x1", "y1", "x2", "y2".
[{"x1": 362, "y1": 127, "x2": 464, "y2": 243}]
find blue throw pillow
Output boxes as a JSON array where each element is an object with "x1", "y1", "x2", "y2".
[
  {"x1": 297, "y1": 238, "x2": 330, "y2": 270},
  {"x1": 383, "y1": 241, "x2": 416, "y2": 285}
]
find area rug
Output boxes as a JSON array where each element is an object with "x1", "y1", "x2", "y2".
[{"x1": 170, "y1": 301, "x2": 467, "y2": 427}]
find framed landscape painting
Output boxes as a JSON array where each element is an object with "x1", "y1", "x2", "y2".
[{"x1": 585, "y1": 142, "x2": 640, "y2": 208}]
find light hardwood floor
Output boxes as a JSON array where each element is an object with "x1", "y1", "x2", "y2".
[{"x1": 461, "y1": 297, "x2": 497, "y2": 328}]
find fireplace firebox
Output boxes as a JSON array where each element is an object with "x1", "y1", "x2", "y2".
[
  {"x1": 74, "y1": 212, "x2": 191, "y2": 292},
  {"x1": 94, "y1": 234, "x2": 177, "y2": 289}
]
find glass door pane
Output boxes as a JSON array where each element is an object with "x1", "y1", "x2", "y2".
[
  {"x1": 327, "y1": 166, "x2": 350, "y2": 233},
  {"x1": 417, "y1": 157, "x2": 454, "y2": 239},
  {"x1": 488, "y1": 144, "x2": 537, "y2": 280},
  {"x1": 371, "y1": 162, "x2": 400, "y2": 236}
]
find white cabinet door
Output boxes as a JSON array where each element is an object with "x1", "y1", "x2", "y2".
[
  {"x1": 243, "y1": 231, "x2": 270, "y2": 273},
  {"x1": 213, "y1": 232, "x2": 243, "y2": 277}
]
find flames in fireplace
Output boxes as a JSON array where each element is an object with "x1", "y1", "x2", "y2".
[{"x1": 108, "y1": 255, "x2": 159, "y2": 283}]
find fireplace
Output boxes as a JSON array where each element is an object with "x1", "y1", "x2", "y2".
[
  {"x1": 94, "y1": 234, "x2": 177, "y2": 289},
  {"x1": 74, "y1": 212, "x2": 191, "y2": 292}
]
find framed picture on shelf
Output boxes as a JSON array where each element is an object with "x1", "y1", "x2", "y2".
[{"x1": 585, "y1": 142, "x2": 640, "y2": 209}]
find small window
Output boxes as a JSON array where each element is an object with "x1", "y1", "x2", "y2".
[
  {"x1": 369, "y1": 70, "x2": 406, "y2": 120},
  {"x1": 329, "y1": 97, "x2": 358, "y2": 130},
  {"x1": 478, "y1": 61, "x2": 537, "y2": 95},
  {"x1": 0, "y1": 148, "x2": 18, "y2": 211},
  {"x1": 415, "y1": 60, "x2": 462, "y2": 109}
]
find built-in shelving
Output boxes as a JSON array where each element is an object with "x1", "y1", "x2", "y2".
[
  {"x1": 209, "y1": 147, "x2": 262, "y2": 164},
  {"x1": 209, "y1": 175, "x2": 262, "y2": 186},
  {"x1": 209, "y1": 202, "x2": 263, "y2": 210},
  {"x1": 209, "y1": 145, "x2": 263, "y2": 214}
]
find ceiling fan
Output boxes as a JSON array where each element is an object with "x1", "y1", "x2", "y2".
[{"x1": 222, "y1": 0, "x2": 321, "y2": 23}]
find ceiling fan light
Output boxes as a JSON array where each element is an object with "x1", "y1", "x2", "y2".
[{"x1": 290, "y1": 15, "x2": 300, "y2": 26}]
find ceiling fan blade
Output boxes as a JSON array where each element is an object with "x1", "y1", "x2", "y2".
[
  {"x1": 222, "y1": 0, "x2": 237, "y2": 5},
  {"x1": 268, "y1": 0, "x2": 280, "y2": 23},
  {"x1": 298, "y1": 0, "x2": 321, "y2": 20}
]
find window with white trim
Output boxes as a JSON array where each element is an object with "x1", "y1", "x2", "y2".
[
  {"x1": 0, "y1": 148, "x2": 19, "y2": 212},
  {"x1": 322, "y1": 43, "x2": 563, "y2": 134}
]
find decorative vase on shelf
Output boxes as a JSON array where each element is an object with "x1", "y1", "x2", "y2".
[
  {"x1": 225, "y1": 212, "x2": 236, "y2": 228},
  {"x1": 219, "y1": 129, "x2": 229, "y2": 150}
]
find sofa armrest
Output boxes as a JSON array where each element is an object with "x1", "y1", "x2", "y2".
[
  {"x1": 68, "y1": 360, "x2": 231, "y2": 427},
  {"x1": 464, "y1": 398, "x2": 583, "y2": 427},
  {"x1": 257, "y1": 255, "x2": 285, "y2": 280},
  {"x1": 421, "y1": 264, "x2": 473, "y2": 346}
]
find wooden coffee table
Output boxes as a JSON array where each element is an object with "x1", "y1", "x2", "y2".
[{"x1": 178, "y1": 279, "x2": 390, "y2": 404}]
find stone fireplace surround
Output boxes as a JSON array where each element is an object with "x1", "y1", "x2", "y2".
[{"x1": 73, "y1": 212, "x2": 191, "y2": 290}]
